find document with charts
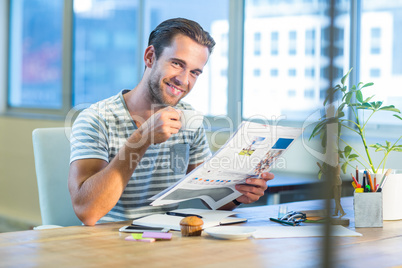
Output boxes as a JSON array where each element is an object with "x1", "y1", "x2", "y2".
[{"x1": 150, "y1": 121, "x2": 302, "y2": 209}]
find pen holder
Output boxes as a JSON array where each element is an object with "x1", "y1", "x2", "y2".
[{"x1": 353, "y1": 192, "x2": 383, "y2": 228}]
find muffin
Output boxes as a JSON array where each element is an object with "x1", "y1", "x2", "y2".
[{"x1": 180, "y1": 216, "x2": 204, "y2": 236}]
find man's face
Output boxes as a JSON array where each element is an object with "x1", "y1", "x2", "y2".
[{"x1": 147, "y1": 34, "x2": 210, "y2": 106}]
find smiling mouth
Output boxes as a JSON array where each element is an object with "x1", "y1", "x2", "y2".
[{"x1": 166, "y1": 82, "x2": 185, "y2": 96}]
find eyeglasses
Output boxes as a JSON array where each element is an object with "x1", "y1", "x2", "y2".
[{"x1": 279, "y1": 211, "x2": 307, "y2": 226}]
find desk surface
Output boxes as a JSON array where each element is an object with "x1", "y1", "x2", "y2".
[{"x1": 1, "y1": 197, "x2": 401, "y2": 268}]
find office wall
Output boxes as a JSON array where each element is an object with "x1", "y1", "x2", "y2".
[{"x1": 0, "y1": 117, "x2": 64, "y2": 230}]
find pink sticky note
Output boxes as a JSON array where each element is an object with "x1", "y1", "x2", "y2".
[
  {"x1": 142, "y1": 232, "x2": 172, "y2": 240},
  {"x1": 125, "y1": 235, "x2": 155, "y2": 243}
]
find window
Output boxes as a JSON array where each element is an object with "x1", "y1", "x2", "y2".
[
  {"x1": 369, "y1": 68, "x2": 381, "y2": 77},
  {"x1": 4, "y1": 0, "x2": 401, "y2": 131},
  {"x1": 270, "y1": 69, "x2": 278, "y2": 76},
  {"x1": 370, "y1": 27, "x2": 381, "y2": 54},
  {"x1": 288, "y1": 69, "x2": 296, "y2": 76},
  {"x1": 305, "y1": 68, "x2": 315, "y2": 77},
  {"x1": 304, "y1": 89, "x2": 315, "y2": 98},
  {"x1": 254, "y1": 32, "x2": 261, "y2": 56},
  {"x1": 271, "y1": 31, "x2": 279, "y2": 55},
  {"x1": 305, "y1": 29, "x2": 316, "y2": 55},
  {"x1": 73, "y1": 0, "x2": 139, "y2": 105},
  {"x1": 360, "y1": 0, "x2": 402, "y2": 126},
  {"x1": 242, "y1": 0, "x2": 349, "y2": 121},
  {"x1": 141, "y1": 0, "x2": 229, "y2": 116},
  {"x1": 288, "y1": 89, "x2": 296, "y2": 97},
  {"x1": 8, "y1": 0, "x2": 64, "y2": 109},
  {"x1": 288, "y1": 31, "x2": 297, "y2": 55},
  {"x1": 7, "y1": 0, "x2": 229, "y2": 117}
]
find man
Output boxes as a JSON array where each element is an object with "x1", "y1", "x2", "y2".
[{"x1": 68, "y1": 18, "x2": 274, "y2": 226}]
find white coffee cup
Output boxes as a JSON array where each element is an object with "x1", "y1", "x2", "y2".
[{"x1": 179, "y1": 109, "x2": 204, "y2": 131}]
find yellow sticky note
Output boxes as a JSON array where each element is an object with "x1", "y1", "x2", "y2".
[{"x1": 131, "y1": 233, "x2": 143, "y2": 240}]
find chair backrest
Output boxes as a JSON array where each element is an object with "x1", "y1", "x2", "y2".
[{"x1": 32, "y1": 127, "x2": 82, "y2": 226}]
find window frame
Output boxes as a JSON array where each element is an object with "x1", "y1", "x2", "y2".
[{"x1": 0, "y1": 0, "x2": 8, "y2": 115}]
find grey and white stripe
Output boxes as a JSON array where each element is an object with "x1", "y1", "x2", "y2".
[{"x1": 70, "y1": 90, "x2": 211, "y2": 223}]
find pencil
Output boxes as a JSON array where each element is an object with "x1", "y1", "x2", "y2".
[
  {"x1": 366, "y1": 170, "x2": 374, "y2": 192},
  {"x1": 356, "y1": 166, "x2": 359, "y2": 184},
  {"x1": 350, "y1": 173, "x2": 361, "y2": 188},
  {"x1": 374, "y1": 176, "x2": 377, "y2": 192}
]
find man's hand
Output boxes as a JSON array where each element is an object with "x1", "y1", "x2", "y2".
[
  {"x1": 235, "y1": 172, "x2": 274, "y2": 204},
  {"x1": 138, "y1": 107, "x2": 181, "y2": 145}
]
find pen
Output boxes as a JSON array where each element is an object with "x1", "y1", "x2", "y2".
[
  {"x1": 269, "y1": 217, "x2": 295, "y2": 226},
  {"x1": 166, "y1": 212, "x2": 203, "y2": 218},
  {"x1": 362, "y1": 172, "x2": 367, "y2": 192}
]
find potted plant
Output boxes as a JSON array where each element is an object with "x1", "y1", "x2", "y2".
[
  {"x1": 309, "y1": 68, "x2": 402, "y2": 176},
  {"x1": 308, "y1": 68, "x2": 402, "y2": 219}
]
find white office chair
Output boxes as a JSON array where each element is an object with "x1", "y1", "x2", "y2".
[{"x1": 32, "y1": 127, "x2": 82, "y2": 227}]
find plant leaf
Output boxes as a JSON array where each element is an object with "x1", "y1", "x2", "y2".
[
  {"x1": 360, "y1": 82, "x2": 374, "y2": 89},
  {"x1": 341, "y1": 85, "x2": 347, "y2": 92},
  {"x1": 320, "y1": 130, "x2": 327, "y2": 148},
  {"x1": 394, "y1": 114, "x2": 402, "y2": 120},
  {"x1": 309, "y1": 120, "x2": 326, "y2": 140},
  {"x1": 363, "y1": 95, "x2": 375, "y2": 103},
  {"x1": 341, "y1": 68, "x2": 353, "y2": 85},
  {"x1": 373, "y1": 101, "x2": 383, "y2": 109},
  {"x1": 336, "y1": 111, "x2": 345, "y2": 119},
  {"x1": 386, "y1": 141, "x2": 391, "y2": 149},
  {"x1": 379, "y1": 105, "x2": 401, "y2": 113},
  {"x1": 356, "y1": 103, "x2": 372, "y2": 110},
  {"x1": 345, "y1": 92, "x2": 352, "y2": 104},
  {"x1": 341, "y1": 162, "x2": 348, "y2": 174},
  {"x1": 369, "y1": 143, "x2": 381, "y2": 149},
  {"x1": 337, "y1": 102, "x2": 346, "y2": 114},
  {"x1": 356, "y1": 90, "x2": 363, "y2": 103},
  {"x1": 344, "y1": 145, "x2": 352, "y2": 157}
]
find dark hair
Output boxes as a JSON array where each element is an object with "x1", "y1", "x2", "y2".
[{"x1": 148, "y1": 18, "x2": 216, "y2": 59}]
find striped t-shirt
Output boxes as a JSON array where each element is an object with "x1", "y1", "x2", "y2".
[{"x1": 70, "y1": 90, "x2": 211, "y2": 223}]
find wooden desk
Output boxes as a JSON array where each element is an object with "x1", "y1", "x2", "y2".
[{"x1": 1, "y1": 197, "x2": 401, "y2": 267}]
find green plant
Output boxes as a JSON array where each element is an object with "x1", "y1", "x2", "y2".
[{"x1": 310, "y1": 68, "x2": 402, "y2": 175}]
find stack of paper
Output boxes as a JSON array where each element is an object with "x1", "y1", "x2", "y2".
[{"x1": 132, "y1": 209, "x2": 241, "y2": 231}]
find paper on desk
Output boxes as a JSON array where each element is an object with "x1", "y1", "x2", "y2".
[
  {"x1": 252, "y1": 225, "x2": 362, "y2": 239},
  {"x1": 132, "y1": 209, "x2": 237, "y2": 231}
]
